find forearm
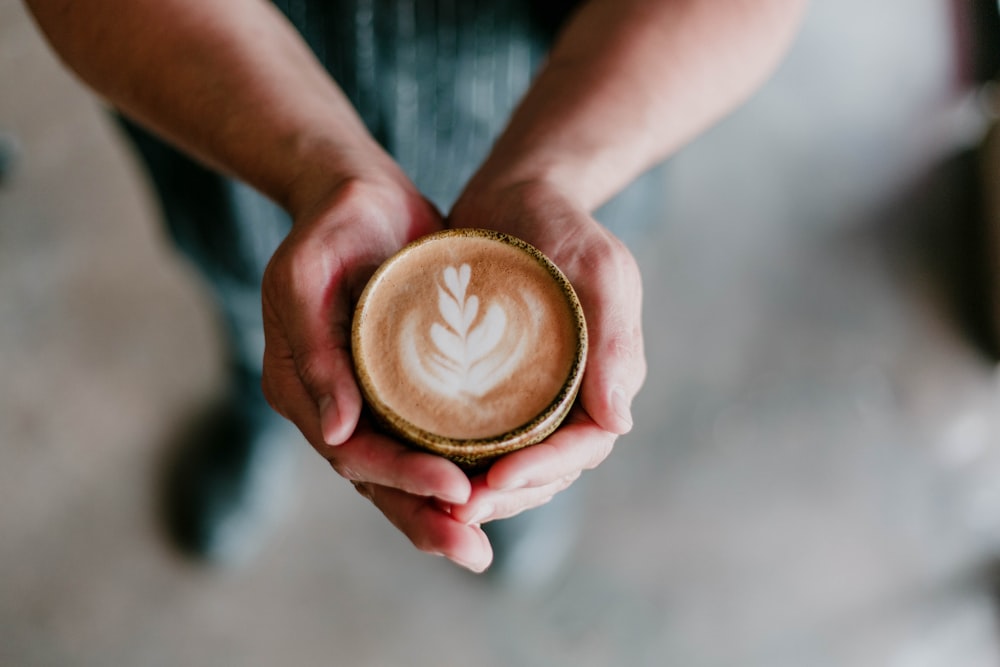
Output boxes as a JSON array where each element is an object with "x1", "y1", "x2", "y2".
[
  {"x1": 25, "y1": 0, "x2": 395, "y2": 217},
  {"x1": 465, "y1": 0, "x2": 806, "y2": 212}
]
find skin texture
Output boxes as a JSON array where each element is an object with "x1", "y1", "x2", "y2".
[{"x1": 25, "y1": 0, "x2": 806, "y2": 572}]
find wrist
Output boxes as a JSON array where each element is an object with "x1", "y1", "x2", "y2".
[
  {"x1": 280, "y1": 141, "x2": 440, "y2": 250},
  {"x1": 450, "y1": 175, "x2": 599, "y2": 250},
  {"x1": 279, "y1": 131, "x2": 406, "y2": 221},
  {"x1": 460, "y1": 135, "x2": 629, "y2": 216},
  {"x1": 455, "y1": 162, "x2": 581, "y2": 222}
]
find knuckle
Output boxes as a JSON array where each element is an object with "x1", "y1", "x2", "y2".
[
  {"x1": 294, "y1": 350, "x2": 328, "y2": 392},
  {"x1": 330, "y1": 459, "x2": 361, "y2": 481},
  {"x1": 259, "y1": 371, "x2": 282, "y2": 415},
  {"x1": 265, "y1": 232, "x2": 348, "y2": 302},
  {"x1": 260, "y1": 359, "x2": 304, "y2": 423},
  {"x1": 586, "y1": 229, "x2": 640, "y2": 279},
  {"x1": 262, "y1": 243, "x2": 298, "y2": 298}
]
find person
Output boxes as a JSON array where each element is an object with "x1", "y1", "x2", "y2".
[{"x1": 24, "y1": 0, "x2": 805, "y2": 574}]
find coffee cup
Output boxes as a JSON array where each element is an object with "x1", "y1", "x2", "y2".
[{"x1": 351, "y1": 228, "x2": 587, "y2": 469}]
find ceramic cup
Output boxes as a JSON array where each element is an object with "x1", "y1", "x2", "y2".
[{"x1": 351, "y1": 229, "x2": 587, "y2": 469}]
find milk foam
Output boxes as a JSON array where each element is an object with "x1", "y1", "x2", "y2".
[
  {"x1": 356, "y1": 234, "x2": 579, "y2": 440},
  {"x1": 401, "y1": 264, "x2": 538, "y2": 398}
]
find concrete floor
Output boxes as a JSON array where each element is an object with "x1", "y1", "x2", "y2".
[{"x1": 5, "y1": 1, "x2": 1000, "y2": 665}]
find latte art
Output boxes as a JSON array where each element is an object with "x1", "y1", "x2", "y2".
[
  {"x1": 352, "y1": 229, "x2": 586, "y2": 463},
  {"x1": 402, "y1": 264, "x2": 535, "y2": 399}
]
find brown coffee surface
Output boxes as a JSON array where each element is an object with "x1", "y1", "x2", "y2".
[{"x1": 356, "y1": 235, "x2": 579, "y2": 440}]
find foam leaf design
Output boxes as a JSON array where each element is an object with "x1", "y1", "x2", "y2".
[
  {"x1": 466, "y1": 305, "x2": 505, "y2": 365},
  {"x1": 422, "y1": 264, "x2": 513, "y2": 397},
  {"x1": 443, "y1": 264, "x2": 470, "y2": 304}
]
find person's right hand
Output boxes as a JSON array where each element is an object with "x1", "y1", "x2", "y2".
[{"x1": 260, "y1": 170, "x2": 493, "y2": 572}]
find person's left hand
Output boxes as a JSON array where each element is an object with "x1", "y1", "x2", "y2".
[{"x1": 445, "y1": 179, "x2": 646, "y2": 526}]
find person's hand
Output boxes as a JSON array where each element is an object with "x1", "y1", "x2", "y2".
[
  {"x1": 446, "y1": 179, "x2": 646, "y2": 528},
  {"x1": 261, "y1": 171, "x2": 493, "y2": 572}
]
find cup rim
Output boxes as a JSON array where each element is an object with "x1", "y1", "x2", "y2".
[{"x1": 351, "y1": 228, "x2": 588, "y2": 462}]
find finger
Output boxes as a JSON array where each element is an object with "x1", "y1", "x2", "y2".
[
  {"x1": 261, "y1": 343, "x2": 324, "y2": 444},
  {"x1": 262, "y1": 217, "x2": 368, "y2": 445},
  {"x1": 486, "y1": 409, "x2": 617, "y2": 491},
  {"x1": 310, "y1": 349, "x2": 363, "y2": 446},
  {"x1": 450, "y1": 472, "x2": 580, "y2": 525},
  {"x1": 573, "y1": 237, "x2": 646, "y2": 435},
  {"x1": 262, "y1": 333, "x2": 361, "y2": 447},
  {"x1": 264, "y1": 350, "x2": 471, "y2": 505},
  {"x1": 355, "y1": 482, "x2": 493, "y2": 573},
  {"x1": 328, "y1": 424, "x2": 472, "y2": 504}
]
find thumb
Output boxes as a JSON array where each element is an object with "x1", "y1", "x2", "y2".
[
  {"x1": 261, "y1": 305, "x2": 364, "y2": 448},
  {"x1": 579, "y1": 318, "x2": 644, "y2": 435},
  {"x1": 261, "y1": 239, "x2": 363, "y2": 448},
  {"x1": 574, "y1": 255, "x2": 646, "y2": 435},
  {"x1": 298, "y1": 345, "x2": 363, "y2": 446}
]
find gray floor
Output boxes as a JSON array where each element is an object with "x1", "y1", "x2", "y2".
[{"x1": 5, "y1": 1, "x2": 1000, "y2": 665}]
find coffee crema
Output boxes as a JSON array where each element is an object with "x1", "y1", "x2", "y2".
[{"x1": 351, "y1": 229, "x2": 587, "y2": 467}]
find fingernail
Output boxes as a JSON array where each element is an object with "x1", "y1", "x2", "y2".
[
  {"x1": 611, "y1": 386, "x2": 633, "y2": 431},
  {"x1": 464, "y1": 503, "x2": 493, "y2": 526},
  {"x1": 453, "y1": 555, "x2": 490, "y2": 574},
  {"x1": 318, "y1": 395, "x2": 342, "y2": 445}
]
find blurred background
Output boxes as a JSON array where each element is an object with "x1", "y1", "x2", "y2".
[{"x1": 6, "y1": 0, "x2": 1000, "y2": 665}]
